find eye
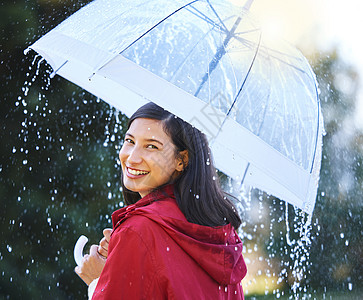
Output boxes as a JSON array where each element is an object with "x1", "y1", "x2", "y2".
[
  {"x1": 146, "y1": 144, "x2": 158, "y2": 149},
  {"x1": 125, "y1": 138, "x2": 134, "y2": 144}
]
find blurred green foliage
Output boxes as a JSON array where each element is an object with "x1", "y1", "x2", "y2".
[{"x1": 0, "y1": 0, "x2": 362, "y2": 299}]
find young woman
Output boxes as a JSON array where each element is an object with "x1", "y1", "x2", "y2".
[{"x1": 75, "y1": 102, "x2": 247, "y2": 299}]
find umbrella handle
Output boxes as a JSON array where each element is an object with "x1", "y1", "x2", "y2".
[{"x1": 74, "y1": 235, "x2": 88, "y2": 266}]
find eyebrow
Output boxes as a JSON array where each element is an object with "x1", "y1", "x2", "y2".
[{"x1": 125, "y1": 133, "x2": 164, "y2": 146}]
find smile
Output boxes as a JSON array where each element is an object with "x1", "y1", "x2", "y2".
[{"x1": 127, "y1": 167, "x2": 149, "y2": 176}]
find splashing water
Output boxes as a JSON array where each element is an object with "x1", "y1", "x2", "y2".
[
  {"x1": 282, "y1": 204, "x2": 313, "y2": 298},
  {"x1": 227, "y1": 176, "x2": 316, "y2": 299},
  {"x1": 6, "y1": 50, "x2": 129, "y2": 297}
]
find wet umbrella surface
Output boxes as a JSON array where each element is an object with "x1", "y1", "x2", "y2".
[{"x1": 29, "y1": 0, "x2": 323, "y2": 214}]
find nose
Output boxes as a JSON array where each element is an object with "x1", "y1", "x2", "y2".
[{"x1": 120, "y1": 144, "x2": 143, "y2": 165}]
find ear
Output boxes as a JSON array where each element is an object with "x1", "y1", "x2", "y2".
[{"x1": 175, "y1": 150, "x2": 189, "y2": 172}]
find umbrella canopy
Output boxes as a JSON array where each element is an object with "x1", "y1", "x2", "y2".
[{"x1": 28, "y1": 0, "x2": 323, "y2": 214}]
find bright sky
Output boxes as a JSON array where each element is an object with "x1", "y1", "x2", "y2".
[{"x1": 246, "y1": 0, "x2": 363, "y2": 129}]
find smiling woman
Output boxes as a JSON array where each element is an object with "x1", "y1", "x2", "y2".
[
  {"x1": 75, "y1": 102, "x2": 247, "y2": 299},
  {"x1": 120, "y1": 118, "x2": 185, "y2": 198}
]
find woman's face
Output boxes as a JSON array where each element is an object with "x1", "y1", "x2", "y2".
[{"x1": 119, "y1": 118, "x2": 183, "y2": 198}]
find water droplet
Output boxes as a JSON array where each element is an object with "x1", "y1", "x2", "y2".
[{"x1": 166, "y1": 247, "x2": 170, "y2": 252}]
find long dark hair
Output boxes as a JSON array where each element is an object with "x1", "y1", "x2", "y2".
[{"x1": 121, "y1": 102, "x2": 241, "y2": 230}]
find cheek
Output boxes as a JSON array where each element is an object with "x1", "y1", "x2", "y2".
[
  {"x1": 119, "y1": 146, "x2": 128, "y2": 164},
  {"x1": 149, "y1": 152, "x2": 177, "y2": 173}
]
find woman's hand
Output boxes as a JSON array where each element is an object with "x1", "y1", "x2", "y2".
[
  {"x1": 98, "y1": 228, "x2": 112, "y2": 258},
  {"x1": 74, "y1": 228, "x2": 112, "y2": 285},
  {"x1": 75, "y1": 244, "x2": 106, "y2": 285}
]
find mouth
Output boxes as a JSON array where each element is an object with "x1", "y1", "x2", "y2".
[{"x1": 125, "y1": 167, "x2": 150, "y2": 178}]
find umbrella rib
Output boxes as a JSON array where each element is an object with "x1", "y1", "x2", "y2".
[
  {"x1": 49, "y1": 60, "x2": 68, "y2": 78},
  {"x1": 255, "y1": 52, "x2": 273, "y2": 136},
  {"x1": 225, "y1": 31, "x2": 261, "y2": 117},
  {"x1": 233, "y1": 36, "x2": 308, "y2": 75},
  {"x1": 170, "y1": 29, "x2": 217, "y2": 83},
  {"x1": 185, "y1": 6, "x2": 228, "y2": 34},
  {"x1": 262, "y1": 51, "x2": 307, "y2": 74},
  {"x1": 233, "y1": 36, "x2": 259, "y2": 52},
  {"x1": 211, "y1": 29, "x2": 261, "y2": 148},
  {"x1": 206, "y1": 0, "x2": 229, "y2": 32},
  {"x1": 194, "y1": 15, "x2": 243, "y2": 97},
  {"x1": 93, "y1": 0, "x2": 200, "y2": 75},
  {"x1": 240, "y1": 162, "x2": 250, "y2": 185},
  {"x1": 119, "y1": 0, "x2": 199, "y2": 55},
  {"x1": 307, "y1": 66, "x2": 321, "y2": 174}
]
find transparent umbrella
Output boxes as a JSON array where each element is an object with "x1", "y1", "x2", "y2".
[{"x1": 27, "y1": 0, "x2": 323, "y2": 215}]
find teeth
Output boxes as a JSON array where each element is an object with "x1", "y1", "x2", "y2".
[{"x1": 128, "y1": 168, "x2": 149, "y2": 176}]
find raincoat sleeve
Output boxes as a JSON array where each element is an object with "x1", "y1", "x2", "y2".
[
  {"x1": 91, "y1": 221, "x2": 164, "y2": 299},
  {"x1": 88, "y1": 278, "x2": 99, "y2": 299}
]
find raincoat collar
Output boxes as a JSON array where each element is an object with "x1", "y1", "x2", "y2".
[{"x1": 112, "y1": 184, "x2": 175, "y2": 229}]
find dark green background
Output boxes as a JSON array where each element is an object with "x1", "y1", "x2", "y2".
[{"x1": 1, "y1": 0, "x2": 362, "y2": 299}]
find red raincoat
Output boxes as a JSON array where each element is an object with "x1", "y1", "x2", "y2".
[{"x1": 92, "y1": 184, "x2": 247, "y2": 299}]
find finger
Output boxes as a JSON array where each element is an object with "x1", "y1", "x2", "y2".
[
  {"x1": 103, "y1": 228, "x2": 112, "y2": 242},
  {"x1": 83, "y1": 254, "x2": 90, "y2": 262},
  {"x1": 89, "y1": 244, "x2": 100, "y2": 256},
  {"x1": 98, "y1": 245, "x2": 108, "y2": 258},
  {"x1": 99, "y1": 237, "x2": 108, "y2": 250},
  {"x1": 89, "y1": 244, "x2": 107, "y2": 262},
  {"x1": 75, "y1": 266, "x2": 81, "y2": 275}
]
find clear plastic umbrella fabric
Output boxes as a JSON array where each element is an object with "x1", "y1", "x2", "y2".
[{"x1": 29, "y1": 0, "x2": 323, "y2": 214}]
